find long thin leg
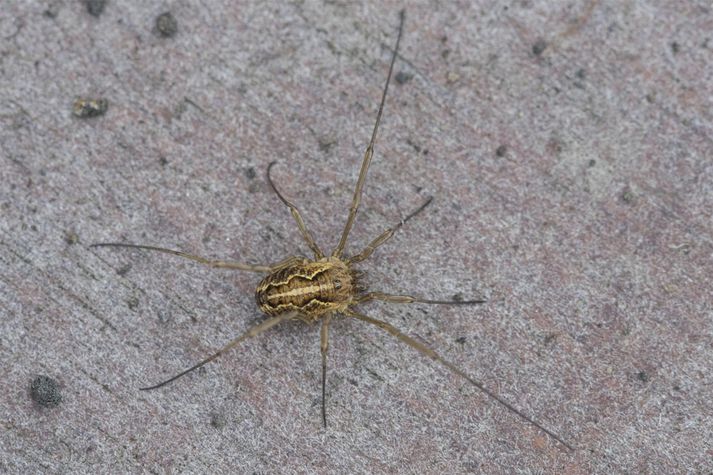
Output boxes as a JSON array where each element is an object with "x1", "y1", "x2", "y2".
[
  {"x1": 349, "y1": 196, "x2": 432, "y2": 264},
  {"x1": 320, "y1": 313, "x2": 333, "y2": 428},
  {"x1": 90, "y1": 243, "x2": 273, "y2": 273},
  {"x1": 344, "y1": 309, "x2": 574, "y2": 452},
  {"x1": 140, "y1": 312, "x2": 295, "y2": 390},
  {"x1": 358, "y1": 291, "x2": 486, "y2": 305},
  {"x1": 265, "y1": 255, "x2": 306, "y2": 271},
  {"x1": 332, "y1": 10, "x2": 406, "y2": 258},
  {"x1": 266, "y1": 161, "x2": 324, "y2": 259}
]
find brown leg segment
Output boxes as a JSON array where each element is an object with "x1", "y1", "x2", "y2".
[
  {"x1": 90, "y1": 242, "x2": 272, "y2": 272},
  {"x1": 358, "y1": 291, "x2": 486, "y2": 305},
  {"x1": 320, "y1": 313, "x2": 333, "y2": 428},
  {"x1": 348, "y1": 196, "x2": 432, "y2": 264},
  {"x1": 332, "y1": 10, "x2": 406, "y2": 258},
  {"x1": 139, "y1": 312, "x2": 296, "y2": 390},
  {"x1": 344, "y1": 309, "x2": 574, "y2": 452},
  {"x1": 266, "y1": 161, "x2": 324, "y2": 259}
]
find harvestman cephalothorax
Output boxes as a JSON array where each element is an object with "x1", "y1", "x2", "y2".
[{"x1": 92, "y1": 10, "x2": 573, "y2": 452}]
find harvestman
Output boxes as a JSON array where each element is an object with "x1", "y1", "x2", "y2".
[{"x1": 92, "y1": 11, "x2": 573, "y2": 451}]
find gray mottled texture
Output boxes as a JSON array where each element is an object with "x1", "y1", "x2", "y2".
[{"x1": 1, "y1": 1, "x2": 711, "y2": 473}]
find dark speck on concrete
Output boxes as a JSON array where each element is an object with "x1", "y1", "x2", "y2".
[
  {"x1": 158, "y1": 156, "x2": 168, "y2": 166},
  {"x1": 244, "y1": 166, "x2": 257, "y2": 180},
  {"x1": 532, "y1": 38, "x2": 548, "y2": 56},
  {"x1": 157, "y1": 309, "x2": 172, "y2": 324},
  {"x1": 64, "y1": 230, "x2": 79, "y2": 245},
  {"x1": 495, "y1": 144, "x2": 507, "y2": 157},
  {"x1": 394, "y1": 71, "x2": 413, "y2": 85},
  {"x1": 73, "y1": 98, "x2": 108, "y2": 118},
  {"x1": 116, "y1": 264, "x2": 131, "y2": 276},
  {"x1": 210, "y1": 411, "x2": 227, "y2": 429},
  {"x1": 621, "y1": 187, "x2": 635, "y2": 204},
  {"x1": 406, "y1": 138, "x2": 421, "y2": 153},
  {"x1": 573, "y1": 68, "x2": 586, "y2": 89},
  {"x1": 441, "y1": 35, "x2": 451, "y2": 60},
  {"x1": 127, "y1": 295, "x2": 139, "y2": 311},
  {"x1": 318, "y1": 136, "x2": 338, "y2": 153},
  {"x1": 30, "y1": 375, "x2": 62, "y2": 407},
  {"x1": 670, "y1": 41, "x2": 680, "y2": 54},
  {"x1": 156, "y1": 12, "x2": 178, "y2": 38},
  {"x1": 455, "y1": 336, "x2": 467, "y2": 345},
  {"x1": 543, "y1": 333, "x2": 558, "y2": 346},
  {"x1": 637, "y1": 370, "x2": 650, "y2": 383},
  {"x1": 43, "y1": 3, "x2": 60, "y2": 18},
  {"x1": 588, "y1": 159, "x2": 596, "y2": 167},
  {"x1": 406, "y1": 138, "x2": 427, "y2": 155},
  {"x1": 84, "y1": 0, "x2": 106, "y2": 17}
]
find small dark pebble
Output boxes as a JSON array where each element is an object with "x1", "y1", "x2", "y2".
[
  {"x1": 621, "y1": 188, "x2": 635, "y2": 204},
  {"x1": 318, "y1": 136, "x2": 337, "y2": 153},
  {"x1": 495, "y1": 144, "x2": 507, "y2": 157},
  {"x1": 64, "y1": 230, "x2": 80, "y2": 245},
  {"x1": 455, "y1": 336, "x2": 467, "y2": 345},
  {"x1": 394, "y1": 71, "x2": 413, "y2": 85},
  {"x1": 210, "y1": 411, "x2": 227, "y2": 429},
  {"x1": 156, "y1": 12, "x2": 178, "y2": 38},
  {"x1": 158, "y1": 156, "x2": 168, "y2": 166},
  {"x1": 636, "y1": 371, "x2": 649, "y2": 383},
  {"x1": 85, "y1": 0, "x2": 106, "y2": 17},
  {"x1": 44, "y1": 4, "x2": 60, "y2": 18},
  {"x1": 532, "y1": 38, "x2": 547, "y2": 56},
  {"x1": 157, "y1": 309, "x2": 172, "y2": 324},
  {"x1": 670, "y1": 41, "x2": 680, "y2": 54},
  {"x1": 30, "y1": 375, "x2": 62, "y2": 407},
  {"x1": 588, "y1": 159, "x2": 596, "y2": 167},
  {"x1": 117, "y1": 264, "x2": 131, "y2": 276},
  {"x1": 73, "y1": 98, "x2": 108, "y2": 118},
  {"x1": 406, "y1": 138, "x2": 421, "y2": 154},
  {"x1": 244, "y1": 166, "x2": 256, "y2": 180}
]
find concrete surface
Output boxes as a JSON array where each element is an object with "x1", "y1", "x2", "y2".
[{"x1": 1, "y1": 0, "x2": 712, "y2": 473}]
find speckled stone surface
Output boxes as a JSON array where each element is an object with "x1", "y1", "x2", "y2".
[{"x1": 1, "y1": 1, "x2": 711, "y2": 473}]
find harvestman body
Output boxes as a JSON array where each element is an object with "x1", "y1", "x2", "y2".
[{"x1": 92, "y1": 11, "x2": 573, "y2": 451}]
